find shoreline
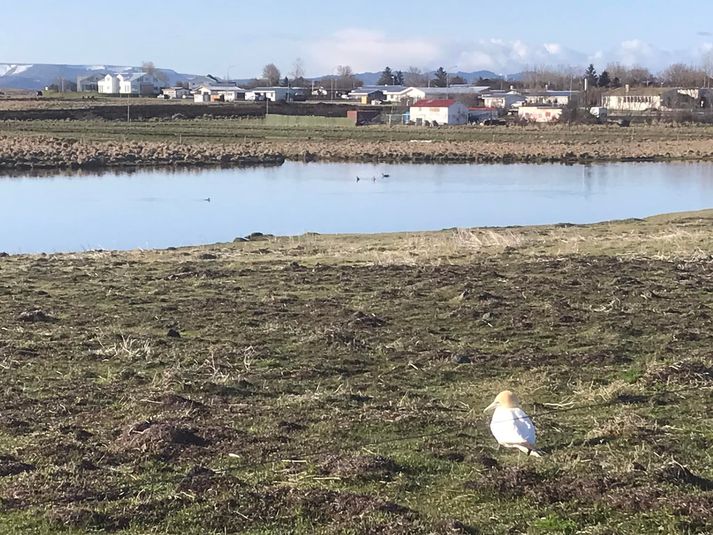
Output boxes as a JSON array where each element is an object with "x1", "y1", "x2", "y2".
[{"x1": 2, "y1": 209, "x2": 711, "y2": 258}]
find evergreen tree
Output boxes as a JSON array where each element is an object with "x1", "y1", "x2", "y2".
[
  {"x1": 394, "y1": 70, "x2": 404, "y2": 85},
  {"x1": 433, "y1": 67, "x2": 448, "y2": 88},
  {"x1": 598, "y1": 71, "x2": 611, "y2": 88},
  {"x1": 584, "y1": 64, "x2": 598, "y2": 87},
  {"x1": 377, "y1": 66, "x2": 394, "y2": 85}
]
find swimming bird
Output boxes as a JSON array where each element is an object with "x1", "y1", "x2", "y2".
[
  {"x1": 483, "y1": 390, "x2": 543, "y2": 457},
  {"x1": 381, "y1": 172, "x2": 390, "y2": 178},
  {"x1": 356, "y1": 176, "x2": 361, "y2": 182}
]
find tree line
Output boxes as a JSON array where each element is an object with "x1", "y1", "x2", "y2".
[{"x1": 241, "y1": 56, "x2": 713, "y2": 92}]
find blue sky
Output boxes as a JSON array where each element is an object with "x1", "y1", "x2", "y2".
[{"x1": 2, "y1": 0, "x2": 712, "y2": 76}]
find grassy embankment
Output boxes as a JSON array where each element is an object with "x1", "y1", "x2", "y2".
[{"x1": 0, "y1": 211, "x2": 712, "y2": 533}]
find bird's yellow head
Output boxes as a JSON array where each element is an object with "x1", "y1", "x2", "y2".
[{"x1": 483, "y1": 390, "x2": 521, "y2": 412}]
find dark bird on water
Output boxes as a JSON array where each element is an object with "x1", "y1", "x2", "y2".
[
  {"x1": 381, "y1": 172, "x2": 390, "y2": 178},
  {"x1": 356, "y1": 176, "x2": 361, "y2": 182}
]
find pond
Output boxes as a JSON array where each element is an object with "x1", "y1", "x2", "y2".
[{"x1": 2, "y1": 161, "x2": 713, "y2": 253}]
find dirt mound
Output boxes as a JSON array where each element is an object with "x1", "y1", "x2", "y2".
[
  {"x1": 177, "y1": 465, "x2": 244, "y2": 495},
  {"x1": 114, "y1": 420, "x2": 207, "y2": 457},
  {"x1": 657, "y1": 461, "x2": 713, "y2": 490},
  {"x1": 45, "y1": 507, "x2": 113, "y2": 531},
  {"x1": 16, "y1": 309, "x2": 56, "y2": 323},
  {"x1": 348, "y1": 310, "x2": 387, "y2": 328},
  {"x1": 318, "y1": 454, "x2": 403, "y2": 480},
  {"x1": 156, "y1": 393, "x2": 205, "y2": 410},
  {"x1": 0, "y1": 454, "x2": 34, "y2": 477},
  {"x1": 466, "y1": 465, "x2": 636, "y2": 509},
  {"x1": 645, "y1": 358, "x2": 713, "y2": 386}
]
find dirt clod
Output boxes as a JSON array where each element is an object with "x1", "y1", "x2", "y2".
[
  {"x1": 114, "y1": 420, "x2": 207, "y2": 457},
  {"x1": 318, "y1": 454, "x2": 402, "y2": 480},
  {"x1": 17, "y1": 309, "x2": 56, "y2": 322}
]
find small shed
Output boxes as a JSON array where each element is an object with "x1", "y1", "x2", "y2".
[{"x1": 347, "y1": 109, "x2": 381, "y2": 126}]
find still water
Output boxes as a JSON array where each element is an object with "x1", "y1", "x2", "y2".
[{"x1": 1, "y1": 161, "x2": 713, "y2": 253}]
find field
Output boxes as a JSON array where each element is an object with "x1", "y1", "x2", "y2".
[
  {"x1": 1, "y1": 211, "x2": 712, "y2": 533},
  {"x1": 2, "y1": 97, "x2": 713, "y2": 168}
]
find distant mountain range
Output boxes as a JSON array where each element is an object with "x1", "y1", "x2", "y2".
[
  {"x1": 0, "y1": 63, "x2": 525, "y2": 90},
  {"x1": 0, "y1": 63, "x2": 212, "y2": 90}
]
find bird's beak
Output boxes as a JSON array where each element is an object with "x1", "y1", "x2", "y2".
[{"x1": 483, "y1": 401, "x2": 497, "y2": 413}]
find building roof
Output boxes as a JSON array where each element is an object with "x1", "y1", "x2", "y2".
[
  {"x1": 349, "y1": 88, "x2": 385, "y2": 96},
  {"x1": 415, "y1": 86, "x2": 489, "y2": 95},
  {"x1": 249, "y1": 86, "x2": 294, "y2": 91},
  {"x1": 603, "y1": 87, "x2": 677, "y2": 96},
  {"x1": 117, "y1": 72, "x2": 158, "y2": 83},
  {"x1": 524, "y1": 90, "x2": 578, "y2": 97},
  {"x1": 201, "y1": 84, "x2": 246, "y2": 91},
  {"x1": 519, "y1": 105, "x2": 562, "y2": 109},
  {"x1": 360, "y1": 85, "x2": 406, "y2": 93},
  {"x1": 412, "y1": 99, "x2": 458, "y2": 108}
]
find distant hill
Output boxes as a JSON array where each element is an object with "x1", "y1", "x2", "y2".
[
  {"x1": 0, "y1": 62, "x2": 526, "y2": 90},
  {"x1": 0, "y1": 63, "x2": 211, "y2": 90}
]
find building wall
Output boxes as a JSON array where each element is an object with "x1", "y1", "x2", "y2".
[
  {"x1": 525, "y1": 94, "x2": 571, "y2": 106},
  {"x1": 517, "y1": 107, "x2": 562, "y2": 122},
  {"x1": 98, "y1": 75, "x2": 119, "y2": 94},
  {"x1": 602, "y1": 94, "x2": 664, "y2": 111},
  {"x1": 410, "y1": 103, "x2": 468, "y2": 125}
]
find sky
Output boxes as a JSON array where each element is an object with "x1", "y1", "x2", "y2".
[{"x1": 2, "y1": 0, "x2": 712, "y2": 77}]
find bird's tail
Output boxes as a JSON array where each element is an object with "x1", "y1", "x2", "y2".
[{"x1": 528, "y1": 448, "x2": 544, "y2": 458}]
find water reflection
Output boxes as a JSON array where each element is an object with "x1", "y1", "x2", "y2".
[{"x1": 1, "y1": 161, "x2": 712, "y2": 253}]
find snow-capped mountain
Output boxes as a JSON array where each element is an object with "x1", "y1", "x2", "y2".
[{"x1": 0, "y1": 63, "x2": 210, "y2": 90}]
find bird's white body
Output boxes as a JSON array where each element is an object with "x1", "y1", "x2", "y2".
[{"x1": 489, "y1": 406, "x2": 539, "y2": 455}]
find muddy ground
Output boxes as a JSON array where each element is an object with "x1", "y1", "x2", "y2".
[
  {"x1": 2, "y1": 118, "x2": 713, "y2": 170},
  {"x1": 0, "y1": 212, "x2": 712, "y2": 533}
]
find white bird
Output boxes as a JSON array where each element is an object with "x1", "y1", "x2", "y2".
[{"x1": 483, "y1": 390, "x2": 543, "y2": 457}]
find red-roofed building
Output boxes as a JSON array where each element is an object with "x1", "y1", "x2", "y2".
[{"x1": 409, "y1": 98, "x2": 468, "y2": 125}]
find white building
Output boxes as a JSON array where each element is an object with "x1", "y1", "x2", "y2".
[
  {"x1": 523, "y1": 90, "x2": 578, "y2": 107},
  {"x1": 518, "y1": 105, "x2": 563, "y2": 123},
  {"x1": 118, "y1": 73, "x2": 165, "y2": 95},
  {"x1": 161, "y1": 87, "x2": 192, "y2": 99},
  {"x1": 601, "y1": 87, "x2": 710, "y2": 112},
  {"x1": 196, "y1": 84, "x2": 246, "y2": 102},
  {"x1": 410, "y1": 99, "x2": 469, "y2": 125},
  {"x1": 391, "y1": 86, "x2": 490, "y2": 105},
  {"x1": 245, "y1": 87, "x2": 296, "y2": 102},
  {"x1": 98, "y1": 74, "x2": 119, "y2": 94},
  {"x1": 481, "y1": 90, "x2": 526, "y2": 109},
  {"x1": 77, "y1": 73, "x2": 106, "y2": 92}
]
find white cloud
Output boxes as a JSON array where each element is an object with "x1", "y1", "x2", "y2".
[
  {"x1": 300, "y1": 30, "x2": 713, "y2": 75},
  {"x1": 304, "y1": 29, "x2": 442, "y2": 73}
]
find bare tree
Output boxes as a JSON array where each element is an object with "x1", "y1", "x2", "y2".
[
  {"x1": 290, "y1": 58, "x2": 305, "y2": 81},
  {"x1": 336, "y1": 65, "x2": 360, "y2": 89},
  {"x1": 142, "y1": 61, "x2": 168, "y2": 83},
  {"x1": 404, "y1": 66, "x2": 428, "y2": 87},
  {"x1": 702, "y1": 49, "x2": 713, "y2": 88},
  {"x1": 660, "y1": 63, "x2": 706, "y2": 87},
  {"x1": 603, "y1": 63, "x2": 655, "y2": 87},
  {"x1": 262, "y1": 64, "x2": 281, "y2": 86}
]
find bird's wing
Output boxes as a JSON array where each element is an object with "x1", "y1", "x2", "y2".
[{"x1": 490, "y1": 408, "x2": 537, "y2": 448}]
